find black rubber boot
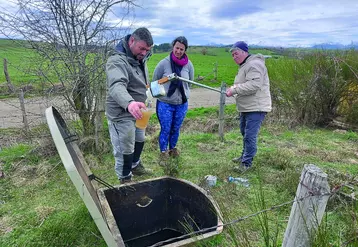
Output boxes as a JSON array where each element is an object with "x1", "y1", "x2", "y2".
[
  {"x1": 132, "y1": 142, "x2": 144, "y2": 163},
  {"x1": 132, "y1": 142, "x2": 152, "y2": 176},
  {"x1": 122, "y1": 153, "x2": 134, "y2": 178}
]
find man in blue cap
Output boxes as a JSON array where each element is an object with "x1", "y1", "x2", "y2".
[{"x1": 226, "y1": 41, "x2": 272, "y2": 172}]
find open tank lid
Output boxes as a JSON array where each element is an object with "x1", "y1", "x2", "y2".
[{"x1": 46, "y1": 106, "x2": 123, "y2": 247}]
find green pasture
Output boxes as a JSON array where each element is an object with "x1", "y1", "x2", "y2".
[
  {"x1": 0, "y1": 40, "x2": 39, "y2": 85},
  {"x1": 0, "y1": 39, "x2": 277, "y2": 90},
  {"x1": 148, "y1": 46, "x2": 278, "y2": 87},
  {"x1": 2, "y1": 39, "x2": 356, "y2": 94}
]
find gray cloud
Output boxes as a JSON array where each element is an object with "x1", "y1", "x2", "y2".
[
  {"x1": 1, "y1": 0, "x2": 358, "y2": 47},
  {"x1": 210, "y1": 1, "x2": 263, "y2": 19}
]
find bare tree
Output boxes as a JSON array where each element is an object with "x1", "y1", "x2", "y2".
[{"x1": 0, "y1": 0, "x2": 137, "y2": 136}]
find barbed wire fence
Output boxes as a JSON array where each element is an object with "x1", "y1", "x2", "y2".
[
  {"x1": 0, "y1": 93, "x2": 233, "y2": 128},
  {"x1": 0, "y1": 94, "x2": 78, "y2": 127},
  {"x1": 0, "y1": 62, "x2": 225, "y2": 127},
  {"x1": 195, "y1": 62, "x2": 219, "y2": 82},
  {"x1": 1, "y1": 58, "x2": 355, "y2": 149}
]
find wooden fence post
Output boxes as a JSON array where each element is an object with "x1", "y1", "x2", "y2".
[
  {"x1": 213, "y1": 61, "x2": 218, "y2": 80},
  {"x1": 282, "y1": 164, "x2": 330, "y2": 247},
  {"x1": 3, "y1": 58, "x2": 16, "y2": 94},
  {"x1": 95, "y1": 81, "x2": 105, "y2": 151},
  {"x1": 218, "y1": 81, "x2": 226, "y2": 142}
]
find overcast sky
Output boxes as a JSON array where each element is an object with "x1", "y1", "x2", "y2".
[
  {"x1": 1, "y1": 0, "x2": 358, "y2": 47},
  {"x1": 122, "y1": 0, "x2": 358, "y2": 47}
]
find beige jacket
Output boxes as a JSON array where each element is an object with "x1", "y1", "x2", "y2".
[{"x1": 232, "y1": 54, "x2": 272, "y2": 113}]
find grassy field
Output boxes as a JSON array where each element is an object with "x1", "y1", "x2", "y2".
[
  {"x1": 0, "y1": 39, "x2": 40, "y2": 85},
  {"x1": 149, "y1": 46, "x2": 277, "y2": 88},
  {"x1": 0, "y1": 39, "x2": 275, "y2": 89},
  {"x1": 1, "y1": 105, "x2": 358, "y2": 246},
  {"x1": 1, "y1": 39, "x2": 358, "y2": 246}
]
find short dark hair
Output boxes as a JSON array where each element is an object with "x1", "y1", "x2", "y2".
[
  {"x1": 172, "y1": 36, "x2": 188, "y2": 51},
  {"x1": 131, "y1": 27, "x2": 153, "y2": 46}
]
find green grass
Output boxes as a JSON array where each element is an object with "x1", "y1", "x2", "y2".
[
  {"x1": 150, "y1": 47, "x2": 276, "y2": 87},
  {"x1": 1, "y1": 107, "x2": 358, "y2": 246},
  {"x1": 0, "y1": 39, "x2": 289, "y2": 92},
  {"x1": 0, "y1": 39, "x2": 39, "y2": 86},
  {"x1": 147, "y1": 47, "x2": 239, "y2": 87}
]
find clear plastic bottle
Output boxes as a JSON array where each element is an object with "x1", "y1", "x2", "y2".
[
  {"x1": 146, "y1": 87, "x2": 154, "y2": 101},
  {"x1": 228, "y1": 176, "x2": 249, "y2": 187}
]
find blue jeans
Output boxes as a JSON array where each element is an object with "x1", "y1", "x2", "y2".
[
  {"x1": 239, "y1": 112, "x2": 266, "y2": 166},
  {"x1": 156, "y1": 101, "x2": 188, "y2": 152}
]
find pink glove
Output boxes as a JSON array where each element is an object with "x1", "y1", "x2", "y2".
[{"x1": 127, "y1": 101, "x2": 146, "y2": 119}]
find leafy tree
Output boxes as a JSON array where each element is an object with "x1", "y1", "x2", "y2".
[{"x1": 153, "y1": 43, "x2": 171, "y2": 53}]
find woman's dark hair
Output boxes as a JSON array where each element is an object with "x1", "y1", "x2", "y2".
[{"x1": 172, "y1": 36, "x2": 188, "y2": 51}]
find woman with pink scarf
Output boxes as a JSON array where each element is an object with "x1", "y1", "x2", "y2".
[{"x1": 152, "y1": 36, "x2": 195, "y2": 159}]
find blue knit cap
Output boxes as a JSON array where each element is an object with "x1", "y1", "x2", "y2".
[{"x1": 230, "y1": 41, "x2": 248, "y2": 52}]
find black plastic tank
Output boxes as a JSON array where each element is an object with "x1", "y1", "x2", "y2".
[{"x1": 46, "y1": 106, "x2": 223, "y2": 247}]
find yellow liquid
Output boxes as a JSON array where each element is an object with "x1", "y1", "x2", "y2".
[{"x1": 135, "y1": 110, "x2": 153, "y2": 129}]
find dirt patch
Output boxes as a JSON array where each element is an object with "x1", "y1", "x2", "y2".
[
  {"x1": 0, "y1": 88, "x2": 235, "y2": 129},
  {"x1": 0, "y1": 216, "x2": 13, "y2": 235},
  {"x1": 0, "y1": 95, "x2": 74, "y2": 129},
  {"x1": 0, "y1": 88, "x2": 236, "y2": 148},
  {"x1": 181, "y1": 116, "x2": 238, "y2": 133}
]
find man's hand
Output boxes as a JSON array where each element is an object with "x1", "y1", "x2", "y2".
[
  {"x1": 225, "y1": 88, "x2": 233, "y2": 97},
  {"x1": 226, "y1": 85, "x2": 237, "y2": 97},
  {"x1": 127, "y1": 101, "x2": 146, "y2": 119}
]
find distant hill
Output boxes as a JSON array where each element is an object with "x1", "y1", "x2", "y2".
[
  {"x1": 2, "y1": 37, "x2": 358, "y2": 50},
  {"x1": 224, "y1": 42, "x2": 358, "y2": 50},
  {"x1": 310, "y1": 42, "x2": 358, "y2": 50},
  {"x1": 250, "y1": 42, "x2": 358, "y2": 50},
  {"x1": 205, "y1": 43, "x2": 227, "y2": 47}
]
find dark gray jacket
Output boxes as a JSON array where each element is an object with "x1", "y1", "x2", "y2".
[{"x1": 105, "y1": 35, "x2": 150, "y2": 122}]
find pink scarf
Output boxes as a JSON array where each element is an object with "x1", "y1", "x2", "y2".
[{"x1": 171, "y1": 52, "x2": 188, "y2": 67}]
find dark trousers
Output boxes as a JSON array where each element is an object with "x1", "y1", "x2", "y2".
[{"x1": 239, "y1": 112, "x2": 266, "y2": 166}]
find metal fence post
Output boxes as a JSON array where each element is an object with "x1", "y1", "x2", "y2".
[{"x1": 219, "y1": 81, "x2": 226, "y2": 142}]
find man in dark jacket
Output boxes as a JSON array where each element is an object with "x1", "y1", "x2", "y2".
[{"x1": 106, "y1": 27, "x2": 153, "y2": 183}]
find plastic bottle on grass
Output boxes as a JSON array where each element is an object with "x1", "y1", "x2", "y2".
[{"x1": 228, "y1": 176, "x2": 249, "y2": 187}]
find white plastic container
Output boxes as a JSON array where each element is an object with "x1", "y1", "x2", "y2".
[
  {"x1": 205, "y1": 175, "x2": 217, "y2": 187},
  {"x1": 149, "y1": 80, "x2": 166, "y2": 97}
]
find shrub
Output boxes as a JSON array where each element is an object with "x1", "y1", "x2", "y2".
[
  {"x1": 269, "y1": 50, "x2": 358, "y2": 126},
  {"x1": 201, "y1": 48, "x2": 208, "y2": 55},
  {"x1": 345, "y1": 101, "x2": 358, "y2": 125}
]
